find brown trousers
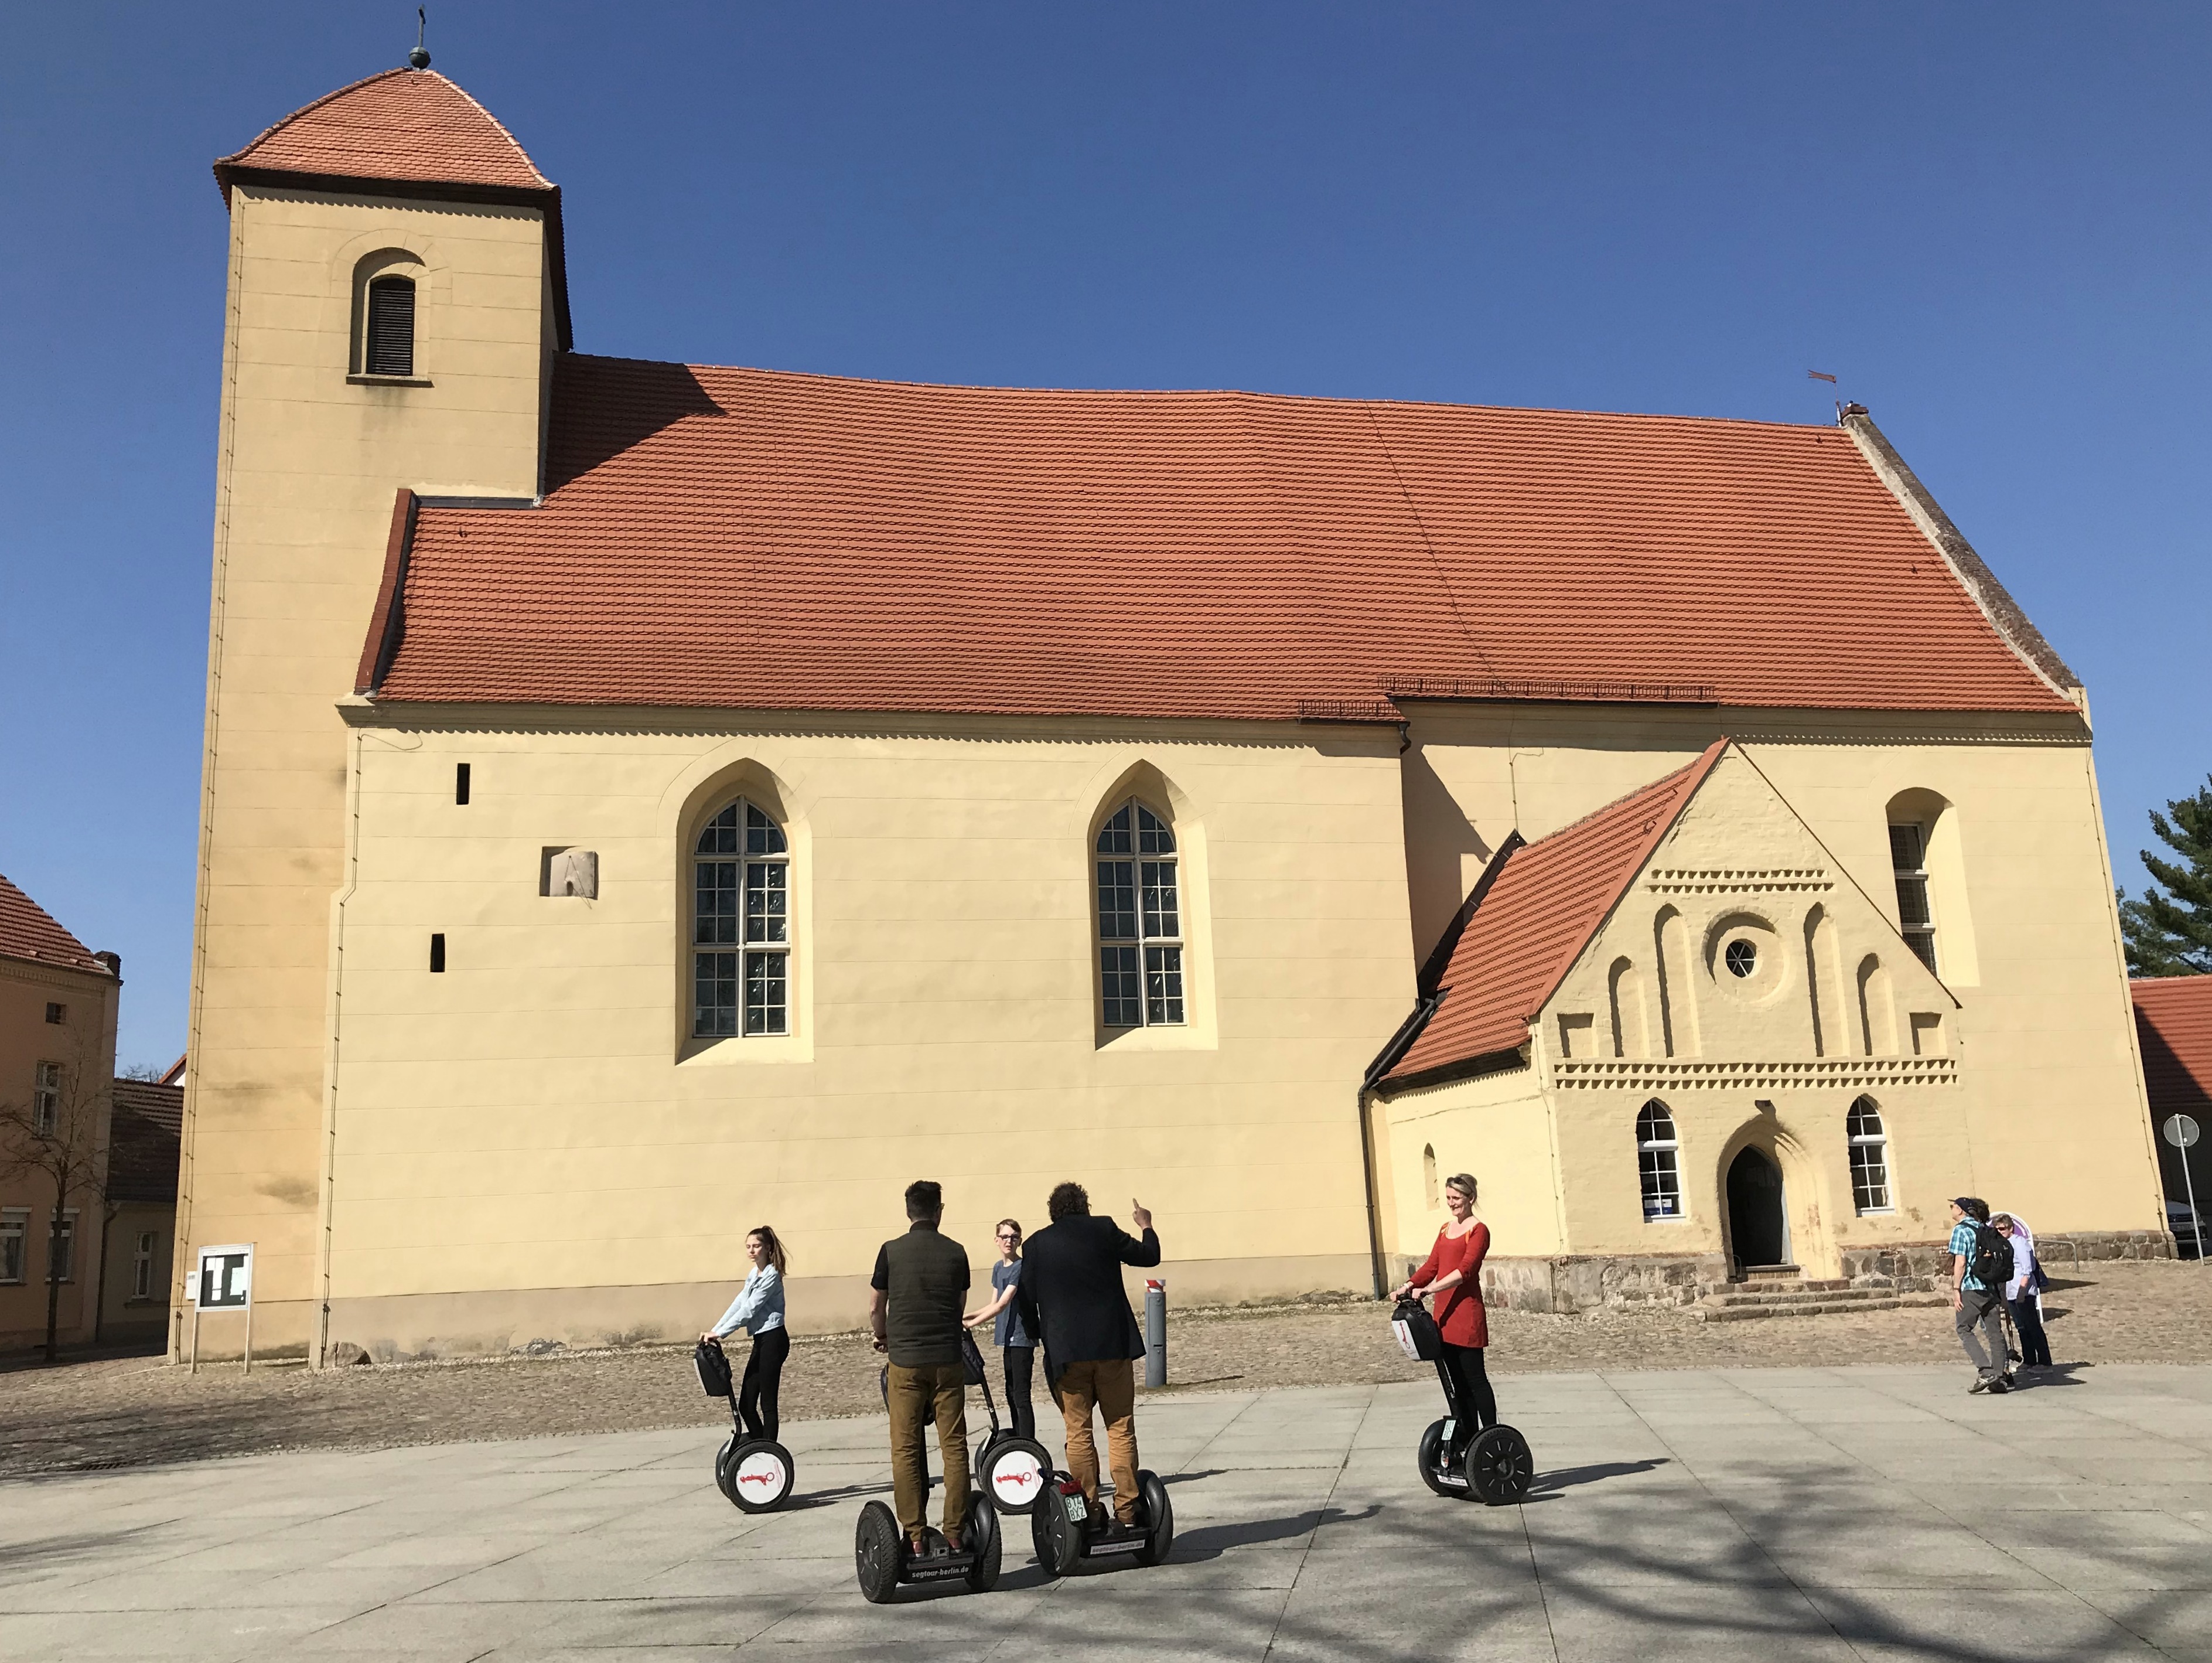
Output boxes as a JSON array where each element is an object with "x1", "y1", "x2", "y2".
[
  {"x1": 1052, "y1": 1357, "x2": 1141, "y2": 1525},
  {"x1": 886, "y1": 1361, "x2": 969, "y2": 1540}
]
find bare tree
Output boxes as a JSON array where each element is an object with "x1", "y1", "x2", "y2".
[{"x1": 0, "y1": 1021, "x2": 111, "y2": 1362}]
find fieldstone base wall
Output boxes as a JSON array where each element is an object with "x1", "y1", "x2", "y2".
[
  {"x1": 1441, "y1": 1229, "x2": 2178, "y2": 1318},
  {"x1": 1470, "y1": 1254, "x2": 1730, "y2": 1316},
  {"x1": 1839, "y1": 1229, "x2": 2175, "y2": 1285}
]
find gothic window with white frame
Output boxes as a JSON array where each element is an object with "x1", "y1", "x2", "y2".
[
  {"x1": 1637, "y1": 1099, "x2": 1683, "y2": 1221},
  {"x1": 1848, "y1": 1095, "x2": 1893, "y2": 1214},
  {"x1": 1097, "y1": 799, "x2": 1183, "y2": 1028},
  {"x1": 694, "y1": 799, "x2": 790, "y2": 1038}
]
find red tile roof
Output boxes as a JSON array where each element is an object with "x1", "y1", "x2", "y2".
[
  {"x1": 2133, "y1": 977, "x2": 2212, "y2": 1116},
  {"x1": 1385, "y1": 744, "x2": 1727, "y2": 1083},
  {"x1": 368, "y1": 357, "x2": 2076, "y2": 720},
  {"x1": 0, "y1": 873, "x2": 108, "y2": 976},
  {"x1": 214, "y1": 67, "x2": 551, "y2": 200},
  {"x1": 107, "y1": 1081, "x2": 183, "y2": 1206}
]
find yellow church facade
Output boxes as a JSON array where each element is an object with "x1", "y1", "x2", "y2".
[{"x1": 177, "y1": 63, "x2": 2169, "y2": 1362}]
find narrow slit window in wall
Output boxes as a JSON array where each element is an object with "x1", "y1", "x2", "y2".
[
  {"x1": 429, "y1": 933, "x2": 446, "y2": 973},
  {"x1": 1888, "y1": 824, "x2": 1938, "y2": 973},
  {"x1": 1097, "y1": 799, "x2": 1182, "y2": 1027},
  {"x1": 363, "y1": 275, "x2": 416, "y2": 376},
  {"x1": 455, "y1": 763, "x2": 470, "y2": 805}
]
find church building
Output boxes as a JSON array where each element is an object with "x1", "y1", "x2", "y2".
[{"x1": 178, "y1": 60, "x2": 2170, "y2": 1362}]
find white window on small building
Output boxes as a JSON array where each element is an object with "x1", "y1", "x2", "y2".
[
  {"x1": 1097, "y1": 800, "x2": 1183, "y2": 1028},
  {"x1": 33, "y1": 1062, "x2": 61, "y2": 1135},
  {"x1": 1637, "y1": 1099, "x2": 1684, "y2": 1221},
  {"x1": 1848, "y1": 1095, "x2": 1893, "y2": 1214},
  {"x1": 1888, "y1": 824, "x2": 1938, "y2": 973},
  {"x1": 694, "y1": 799, "x2": 790, "y2": 1038},
  {"x1": 47, "y1": 1212, "x2": 76, "y2": 1284},
  {"x1": 132, "y1": 1230, "x2": 157, "y2": 1300},
  {"x1": 0, "y1": 1211, "x2": 26, "y2": 1284}
]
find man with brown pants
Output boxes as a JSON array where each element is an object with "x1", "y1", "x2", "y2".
[
  {"x1": 870, "y1": 1180, "x2": 972, "y2": 1554},
  {"x1": 1015, "y1": 1182, "x2": 1161, "y2": 1536}
]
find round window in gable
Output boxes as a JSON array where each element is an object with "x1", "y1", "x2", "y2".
[{"x1": 1725, "y1": 939, "x2": 1757, "y2": 979}]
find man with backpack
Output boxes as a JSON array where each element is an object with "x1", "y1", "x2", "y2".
[{"x1": 1948, "y1": 1197, "x2": 2013, "y2": 1395}]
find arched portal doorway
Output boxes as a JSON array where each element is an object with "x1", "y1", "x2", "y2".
[{"x1": 1726, "y1": 1147, "x2": 1790, "y2": 1271}]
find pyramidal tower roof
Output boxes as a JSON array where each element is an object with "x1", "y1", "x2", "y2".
[{"x1": 214, "y1": 66, "x2": 552, "y2": 202}]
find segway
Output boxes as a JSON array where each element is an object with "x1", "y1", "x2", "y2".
[
  {"x1": 1031, "y1": 1465, "x2": 1174, "y2": 1575},
  {"x1": 967, "y1": 1331, "x2": 1052, "y2": 1517},
  {"x1": 855, "y1": 1489, "x2": 1001, "y2": 1601},
  {"x1": 695, "y1": 1338, "x2": 796, "y2": 1514},
  {"x1": 856, "y1": 1345, "x2": 1003, "y2": 1601},
  {"x1": 1392, "y1": 1294, "x2": 1534, "y2": 1505}
]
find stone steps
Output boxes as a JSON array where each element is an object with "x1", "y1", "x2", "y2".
[{"x1": 1689, "y1": 1283, "x2": 1948, "y2": 1323}]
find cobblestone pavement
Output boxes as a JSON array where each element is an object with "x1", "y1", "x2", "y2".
[
  {"x1": 6, "y1": 1367, "x2": 2212, "y2": 1662},
  {"x1": 4, "y1": 1262, "x2": 2206, "y2": 1480}
]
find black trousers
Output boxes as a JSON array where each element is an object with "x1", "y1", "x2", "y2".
[
  {"x1": 739, "y1": 1327, "x2": 790, "y2": 1442},
  {"x1": 1436, "y1": 1341, "x2": 1497, "y2": 1457},
  {"x1": 1003, "y1": 1344, "x2": 1037, "y2": 1442},
  {"x1": 2011, "y1": 1294, "x2": 2052, "y2": 1368}
]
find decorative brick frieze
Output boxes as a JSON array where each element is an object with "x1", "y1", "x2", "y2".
[
  {"x1": 1549, "y1": 1057, "x2": 1961, "y2": 1092},
  {"x1": 1643, "y1": 868, "x2": 1834, "y2": 894}
]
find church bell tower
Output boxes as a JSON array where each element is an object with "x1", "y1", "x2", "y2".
[{"x1": 180, "y1": 55, "x2": 569, "y2": 1359}]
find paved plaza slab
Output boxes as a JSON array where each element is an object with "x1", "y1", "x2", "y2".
[{"x1": 4, "y1": 1366, "x2": 2210, "y2": 1661}]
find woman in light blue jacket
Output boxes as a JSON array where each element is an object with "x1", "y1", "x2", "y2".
[{"x1": 702, "y1": 1226, "x2": 789, "y2": 1442}]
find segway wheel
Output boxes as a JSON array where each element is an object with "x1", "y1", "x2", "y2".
[
  {"x1": 1030, "y1": 1473, "x2": 1084, "y2": 1577},
  {"x1": 963, "y1": 1491, "x2": 1002, "y2": 1593},
  {"x1": 981, "y1": 1437, "x2": 1052, "y2": 1515},
  {"x1": 1466, "y1": 1424, "x2": 1535, "y2": 1505},
  {"x1": 713, "y1": 1433, "x2": 741, "y2": 1504},
  {"x1": 728, "y1": 1439, "x2": 796, "y2": 1514},
  {"x1": 855, "y1": 1500, "x2": 904, "y2": 1604},
  {"x1": 1415, "y1": 1419, "x2": 1459, "y2": 1498},
  {"x1": 1134, "y1": 1469, "x2": 1175, "y2": 1567}
]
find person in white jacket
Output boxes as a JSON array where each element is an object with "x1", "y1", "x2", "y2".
[
  {"x1": 702, "y1": 1226, "x2": 790, "y2": 1441},
  {"x1": 1991, "y1": 1212, "x2": 2051, "y2": 1374}
]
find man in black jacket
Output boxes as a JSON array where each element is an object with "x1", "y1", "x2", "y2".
[{"x1": 1015, "y1": 1182, "x2": 1160, "y2": 1533}]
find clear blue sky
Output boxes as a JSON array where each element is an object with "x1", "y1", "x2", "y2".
[{"x1": 2, "y1": 4, "x2": 2205, "y2": 1070}]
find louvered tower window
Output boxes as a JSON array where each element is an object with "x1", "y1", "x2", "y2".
[
  {"x1": 363, "y1": 275, "x2": 417, "y2": 377},
  {"x1": 1888, "y1": 824, "x2": 1938, "y2": 973},
  {"x1": 1096, "y1": 799, "x2": 1183, "y2": 1028}
]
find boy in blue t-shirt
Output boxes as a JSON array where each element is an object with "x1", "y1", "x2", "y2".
[
  {"x1": 965, "y1": 1218, "x2": 1037, "y2": 1442},
  {"x1": 1948, "y1": 1197, "x2": 2011, "y2": 1395}
]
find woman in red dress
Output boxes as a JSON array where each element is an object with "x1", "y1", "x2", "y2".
[{"x1": 1392, "y1": 1171, "x2": 1496, "y2": 1464}]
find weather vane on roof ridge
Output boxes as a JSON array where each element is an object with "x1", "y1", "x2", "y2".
[{"x1": 409, "y1": 7, "x2": 431, "y2": 70}]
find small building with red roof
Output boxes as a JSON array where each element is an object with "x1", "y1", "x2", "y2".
[
  {"x1": 0, "y1": 873, "x2": 122, "y2": 1352},
  {"x1": 179, "y1": 53, "x2": 2169, "y2": 1361},
  {"x1": 2132, "y1": 977, "x2": 2212, "y2": 1252}
]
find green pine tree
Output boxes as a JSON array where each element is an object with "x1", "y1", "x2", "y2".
[{"x1": 2119, "y1": 774, "x2": 2212, "y2": 976}]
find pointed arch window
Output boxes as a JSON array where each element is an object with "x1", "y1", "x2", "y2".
[
  {"x1": 1847, "y1": 1095, "x2": 1892, "y2": 1214},
  {"x1": 1637, "y1": 1099, "x2": 1683, "y2": 1221},
  {"x1": 694, "y1": 799, "x2": 788, "y2": 1038},
  {"x1": 1097, "y1": 799, "x2": 1182, "y2": 1028}
]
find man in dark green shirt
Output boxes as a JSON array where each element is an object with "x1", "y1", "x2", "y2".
[{"x1": 870, "y1": 1180, "x2": 972, "y2": 1552}]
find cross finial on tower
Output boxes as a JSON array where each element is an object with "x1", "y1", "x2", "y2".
[{"x1": 408, "y1": 8, "x2": 431, "y2": 70}]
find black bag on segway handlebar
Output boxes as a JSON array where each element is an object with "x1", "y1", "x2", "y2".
[
  {"x1": 1392, "y1": 1294, "x2": 1443, "y2": 1362},
  {"x1": 694, "y1": 1337, "x2": 733, "y2": 1398}
]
